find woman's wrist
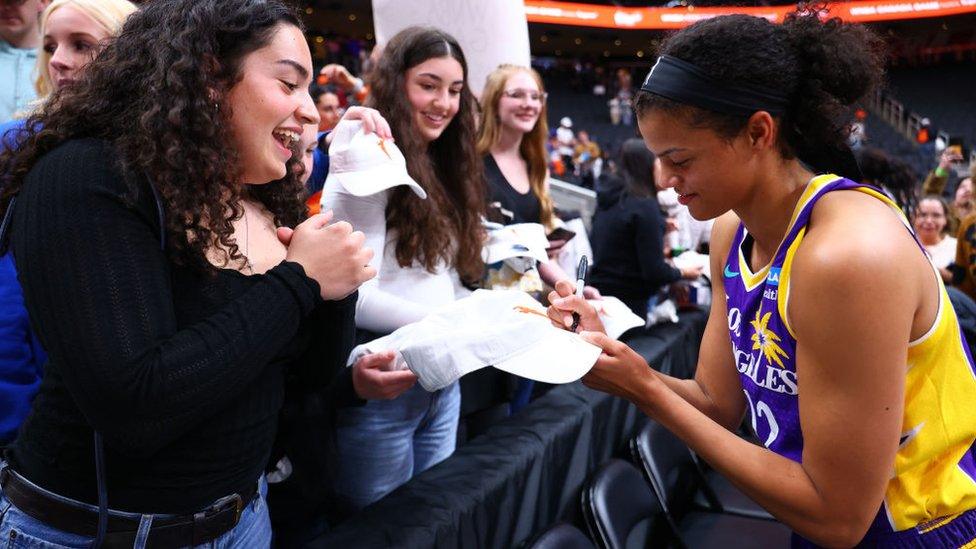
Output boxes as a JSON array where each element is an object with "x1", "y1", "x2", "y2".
[{"x1": 630, "y1": 368, "x2": 669, "y2": 415}]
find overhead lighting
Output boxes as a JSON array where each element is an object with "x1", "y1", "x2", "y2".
[
  {"x1": 555, "y1": 49, "x2": 562, "y2": 56},
  {"x1": 540, "y1": 35, "x2": 548, "y2": 42},
  {"x1": 348, "y1": 13, "x2": 357, "y2": 21},
  {"x1": 603, "y1": 50, "x2": 610, "y2": 57},
  {"x1": 315, "y1": 36, "x2": 324, "y2": 44},
  {"x1": 366, "y1": 33, "x2": 374, "y2": 40},
  {"x1": 574, "y1": 38, "x2": 582, "y2": 45},
  {"x1": 614, "y1": 39, "x2": 622, "y2": 46},
  {"x1": 305, "y1": 7, "x2": 313, "y2": 15},
  {"x1": 636, "y1": 50, "x2": 644, "y2": 58}
]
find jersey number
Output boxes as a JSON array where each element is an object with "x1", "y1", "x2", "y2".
[{"x1": 743, "y1": 390, "x2": 779, "y2": 447}]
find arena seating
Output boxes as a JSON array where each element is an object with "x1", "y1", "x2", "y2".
[
  {"x1": 886, "y1": 62, "x2": 976, "y2": 150},
  {"x1": 541, "y1": 71, "x2": 640, "y2": 159}
]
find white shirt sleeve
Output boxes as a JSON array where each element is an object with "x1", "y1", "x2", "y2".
[{"x1": 322, "y1": 185, "x2": 436, "y2": 334}]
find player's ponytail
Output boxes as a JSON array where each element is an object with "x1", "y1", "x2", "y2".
[{"x1": 634, "y1": 6, "x2": 885, "y2": 179}]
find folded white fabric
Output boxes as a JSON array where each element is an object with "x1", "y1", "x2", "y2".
[
  {"x1": 348, "y1": 289, "x2": 602, "y2": 392},
  {"x1": 671, "y1": 250, "x2": 710, "y2": 281},
  {"x1": 325, "y1": 119, "x2": 427, "y2": 199},
  {"x1": 591, "y1": 296, "x2": 645, "y2": 340}
]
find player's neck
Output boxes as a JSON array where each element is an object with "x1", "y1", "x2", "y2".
[{"x1": 737, "y1": 160, "x2": 814, "y2": 263}]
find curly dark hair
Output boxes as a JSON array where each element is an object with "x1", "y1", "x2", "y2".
[
  {"x1": 634, "y1": 5, "x2": 886, "y2": 180},
  {"x1": 857, "y1": 146, "x2": 920, "y2": 216},
  {"x1": 0, "y1": 0, "x2": 307, "y2": 270},
  {"x1": 365, "y1": 26, "x2": 486, "y2": 285}
]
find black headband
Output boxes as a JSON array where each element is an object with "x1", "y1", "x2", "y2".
[{"x1": 640, "y1": 55, "x2": 790, "y2": 117}]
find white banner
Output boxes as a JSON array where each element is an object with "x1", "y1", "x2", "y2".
[{"x1": 372, "y1": 0, "x2": 531, "y2": 98}]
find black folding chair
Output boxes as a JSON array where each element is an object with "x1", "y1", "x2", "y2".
[
  {"x1": 630, "y1": 421, "x2": 792, "y2": 548},
  {"x1": 525, "y1": 522, "x2": 596, "y2": 549},
  {"x1": 581, "y1": 459, "x2": 666, "y2": 549}
]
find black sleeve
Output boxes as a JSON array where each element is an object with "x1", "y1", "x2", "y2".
[
  {"x1": 632, "y1": 199, "x2": 682, "y2": 288},
  {"x1": 11, "y1": 139, "x2": 324, "y2": 457},
  {"x1": 294, "y1": 291, "x2": 364, "y2": 409}
]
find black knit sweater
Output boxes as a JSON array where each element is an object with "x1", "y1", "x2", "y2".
[{"x1": 7, "y1": 138, "x2": 358, "y2": 514}]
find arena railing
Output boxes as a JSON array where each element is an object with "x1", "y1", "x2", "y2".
[{"x1": 550, "y1": 177, "x2": 597, "y2": 232}]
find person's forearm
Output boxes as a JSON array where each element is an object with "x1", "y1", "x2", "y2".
[
  {"x1": 647, "y1": 372, "x2": 739, "y2": 429},
  {"x1": 636, "y1": 380, "x2": 875, "y2": 547}
]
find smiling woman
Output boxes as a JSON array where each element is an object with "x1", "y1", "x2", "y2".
[
  {"x1": 321, "y1": 25, "x2": 486, "y2": 512},
  {"x1": 0, "y1": 0, "x2": 376, "y2": 546}
]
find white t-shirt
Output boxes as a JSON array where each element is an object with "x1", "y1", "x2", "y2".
[{"x1": 925, "y1": 235, "x2": 957, "y2": 270}]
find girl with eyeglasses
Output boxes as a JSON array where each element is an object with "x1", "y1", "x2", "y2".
[{"x1": 477, "y1": 64, "x2": 599, "y2": 295}]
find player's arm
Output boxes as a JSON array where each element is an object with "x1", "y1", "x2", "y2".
[
  {"x1": 580, "y1": 200, "x2": 917, "y2": 546},
  {"x1": 648, "y1": 211, "x2": 747, "y2": 430}
]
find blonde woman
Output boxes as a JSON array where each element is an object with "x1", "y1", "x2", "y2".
[
  {"x1": 477, "y1": 64, "x2": 599, "y2": 296},
  {"x1": 477, "y1": 65, "x2": 598, "y2": 412},
  {"x1": 33, "y1": 0, "x2": 136, "y2": 98},
  {"x1": 0, "y1": 0, "x2": 135, "y2": 447}
]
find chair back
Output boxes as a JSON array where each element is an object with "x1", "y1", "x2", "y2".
[
  {"x1": 581, "y1": 459, "x2": 663, "y2": 549},
  {"x1": 525, "y1": 523, "x2": 595, "y2": 549}
]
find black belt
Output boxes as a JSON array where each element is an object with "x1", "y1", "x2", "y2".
[{"x1": 0, "y1": 468, "x2": 258, "y2": 548}]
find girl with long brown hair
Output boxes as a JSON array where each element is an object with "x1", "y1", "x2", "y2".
[{"x1": 321, "y1": 26, "x2": 485, "y2": 511}]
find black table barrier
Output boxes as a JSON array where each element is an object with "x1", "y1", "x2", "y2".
[{"x1": 309, "y1": 308, "x2": 708, "y2": 549}]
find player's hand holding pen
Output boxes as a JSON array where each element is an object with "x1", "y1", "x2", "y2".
[{"x1": 546, "y1": 282, "x2": 607, "y2": 336}]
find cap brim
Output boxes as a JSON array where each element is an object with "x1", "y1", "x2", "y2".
[
  {"x1": 326, "y1": 164, "x2": 427, "y2": 199},
  {"x1": 493, "y1": 328, "x2": 601, "y2": 384}
]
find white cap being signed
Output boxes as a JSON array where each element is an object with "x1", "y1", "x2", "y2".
[
  {"x1": 324, "y1": 119, "x2": 426, "y2": 199},
  {"x1": 347, "y1": 290, "x2": 602, "y2": 392}
]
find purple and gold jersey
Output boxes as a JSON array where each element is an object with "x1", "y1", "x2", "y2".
[{"x1": 723, "y1": 174, "x2": 976, "y2": 544}]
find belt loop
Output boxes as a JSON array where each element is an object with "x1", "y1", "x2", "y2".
[{"x1": 133, "y1": 514, "x2": 154, "y2": 549}]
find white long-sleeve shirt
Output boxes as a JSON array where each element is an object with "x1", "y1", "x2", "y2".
[{"x1": 322, "y1": 182, "x2": 469, "y2": 334}]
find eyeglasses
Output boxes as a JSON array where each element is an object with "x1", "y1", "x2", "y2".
[{"x1": 502, "y1": 89, "x2": 547, "y2": 104}]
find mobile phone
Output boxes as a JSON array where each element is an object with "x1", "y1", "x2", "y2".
[{"x1": 546, "y1": 227, "x2": 576, "y2": 242}]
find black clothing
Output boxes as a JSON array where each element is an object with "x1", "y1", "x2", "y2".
[
  {"x1": 484, "y1": 155, "x2": 541, "y2": 225},
  {"x1": 8, "y1": 138, "x2": 357, "y2": 514},
  {"x1": 589, "y1": 175, "x2": 681, "y2": 317}
]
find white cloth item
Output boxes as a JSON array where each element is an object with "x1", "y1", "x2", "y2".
[
  {"x1": 648, "y1": 298, "x2": 679, "y2": 327},
  {"x1": 590, "y1": 296, "x2": 645, "y2": 340},
  {"x1": 925, "y1": 235, "x2": 956, "y2": 270},
  {"x1": 672, "y1": 251, "x2": 711, "y2": 281},
  {"x1": 325, "y1": 119, "x2": 427, "y2": 199},
  {"x1": 483, "y1": 223, "x2": 550, "y2": 265},
  {"x1": 554, "y1": 218, "x2": 593, "y2": 281},
  {"x1": 322, "y1": 183, "x2": 467, "y2": 335},
  {"x1": 347, "y1": 290, "x2": 602, "y2": 392},
  {"x1": 657, "y1": 188, "x2": 713, "y2": 251}
]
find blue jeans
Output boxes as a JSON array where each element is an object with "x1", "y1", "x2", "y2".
[
  {"x1": 334, "y1": 381, "x2": 460, "y2": 510},
  {"x1": 0, "y1": 465, "x2": 271, "y2": 548}
]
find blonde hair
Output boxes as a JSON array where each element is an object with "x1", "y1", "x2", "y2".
[
  {"x1": 477, "y1": 64, "x2": 555, "y2": 228},
  {"x1": 34, "y1": 0, "x2": 137, "y2": 98}
]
